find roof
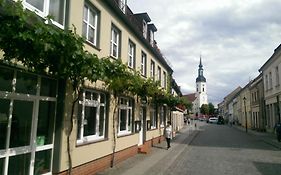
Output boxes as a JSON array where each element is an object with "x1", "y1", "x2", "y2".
[
  {"x1": 196, "y1": 76, "x2": 206, "y2": 82},
  {"x1": 259, "y1": 44, "x2": 281, "y2": 72},
  {"x1": 183, "y1": 93, "x2": 197, "y2": 103}
]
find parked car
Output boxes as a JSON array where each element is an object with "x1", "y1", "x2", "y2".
[{"x1": 208, "y1": 117, "x2": 218, "y2": 124}]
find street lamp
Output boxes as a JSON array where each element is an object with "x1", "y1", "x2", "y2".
[{"x1": 243, "y1": 97, "x2": 248, "y2": 133}]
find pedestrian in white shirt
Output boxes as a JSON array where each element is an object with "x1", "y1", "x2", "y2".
[{"x1": 164, "y1": 121, "x2": 172, "y2": 149}]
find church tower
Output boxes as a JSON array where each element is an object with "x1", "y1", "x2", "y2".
[{"x1": 195, "y1": 57, "x2": 208, "y2": 115}]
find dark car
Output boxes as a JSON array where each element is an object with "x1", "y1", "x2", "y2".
[{"x1": 217, "y1": 116, "x2": 224, "y2": 124}]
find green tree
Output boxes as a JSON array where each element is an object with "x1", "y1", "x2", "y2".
[
  {"x1": 208, "y1": 103, "x2": 215, "y2": 115},
  {"x1": 200, "y1": 104, "x2": 209, "y2": 115}
]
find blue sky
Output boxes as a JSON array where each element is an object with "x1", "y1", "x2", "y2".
[{"x1": 128, "y1": 0, "x2": 281, "y2": 106}]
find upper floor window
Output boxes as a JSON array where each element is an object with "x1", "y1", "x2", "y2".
[
  {"x1": 150, "y1": 60, "x2": 155, "y2": 80},
  {"x1": 119, "y1": 0, "x2": 126, "y2": 13},
  {"x1": 118, "y1": 97, "x2": 133, "y2": 136},
  {"x1": 150, "y1": 30, "x2": 154, "y2": 45},
  {"x1": 82, "y1": 3, "x2": 99, "y2": 47},
  {"x1": 265, "y1": 75, "x2": 268, "y2": 90},
  {"x1": 141, "y1": 52, "x2": 147, "y2": 76},
  {"x1": 157, "y1": 66, "x2": 161, "y2": 82},
  {"x1": 276, "y1": 66, "x2": 280, "y2": 86},
  {"x1": 77, "y1": 89, "x2": 107, "y2": 144},
  {"x1": 269, "y1": 72, "x2": 272, "y2": 89},
  {"x1": 143, "y1": 20, "x2": 147, "y2": 38},
  {"x1": 23, "y1": 0, "x2": 66, "y2": 28},
  {"x1": 110, "y1": 25, "x2": 121, "y2": 58},
  {"x1": 128, "y1": 40, "x2": 136, "y2": 69},
  {"x1": 163, "y1": 71, "x2": 167, "y2": 89}
]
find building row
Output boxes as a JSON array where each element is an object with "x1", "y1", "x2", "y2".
[
  {"x1": 218, "y1": 44, "x2": 281, "y2": 133},
  {"x1": 0, "y1": 0, "x2": 186, "y2": 175}
]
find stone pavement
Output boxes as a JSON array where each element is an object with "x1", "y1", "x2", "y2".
[
  {"x1": 97, "y1": 124, "x2": 200, "y2": 175},
  {"x1": 232, "y1": 124, "x2": 281, "y2": 150}
]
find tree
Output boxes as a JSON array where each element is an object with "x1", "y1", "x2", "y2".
[
  {"x1": 200, "y1": 104, "x2": 209, "y2": 115},
  {"x1": 208, "y1": 103, "x2": 215, "y2": 115}
]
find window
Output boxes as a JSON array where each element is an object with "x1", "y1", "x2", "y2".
[
  {"x1": 143, "y1": 20, "x2": 147, "y2": 38},
  {"x1": 118, "y1": 97, "x2": 133, "y2": 135},
  {"x1": 141, "y1": 52, "x2": 147, "y2": 76},
  {"x1": 119, "y1": 0, "x2": 126, "y2": 13},
  {"x1": 83, "y1": 3, "x2": 99, "y2": 46},
  {"x1": 163, "y1": 71, "x2": 167, "y2": 89},
  {"x1": 159, "y1": 106, "x2": 166, "y2": 127},
  {"x1": 150, "y1": 60, "x2": 155, "y2": 80},
  {"x1": 0, "y1": 66, "x2": 57, "y2": 175},
  {"x1": 77, "y1": 89, "x2": 106, "y2": 144},
  {"x1": 269, "y1": 72, "x2": 272, "y2": 89},
  {"x1": 150, "y1": 30, "x2": 154, "y2": 45},
  {"x1": 157, "y1": 66, "x2": 161, "y2": 82},
  {"x1": 23, "y1": 0, "x2": 66, "y2": 28},
  {"x1": 265, "y1": 75, "x2": 268, "y2": 90},
  {"x1": 150, "y1": 105, "x2": 157, "y2": 129},
  {"x1": 110, "y1": 25, "x2": 121, "y2": 58},
  {"x1": 276, "y1": 66, "x2": 280, "y2": 86},
  {"x1": 128, "y1": 40, "x2": 136, "y2": 69}
]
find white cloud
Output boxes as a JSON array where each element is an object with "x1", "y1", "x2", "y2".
[{"x1": 128, "y1": 0, "x2": 281, "y2": 105}]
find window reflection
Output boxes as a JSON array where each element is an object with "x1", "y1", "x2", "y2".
[
  {"x1": 37, "y1": 101, "x2": 55, "y2": 146},
  {"x1": 8, "y1": 153, "x2": 31, "y2": 175},
  {"x1": 34, "y1": 150, "x2": 51, "y2": 175},
  {"x1": 40, "y1": 77, "x2": 57, "y2": 97},
  {"x1": 16, "y1": 71, "x2": 37, "y2": 95},
  {"x1": 0, "y1": 67, "x2": 13, "y2": 92},
  {"x1": 0, "y1": 99, "x2": 10, "y2": 149},
  {"x1": 10, "y1": 100, "x2": 33, "y2": 148}
]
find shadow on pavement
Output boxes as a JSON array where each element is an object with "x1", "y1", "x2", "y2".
[{"x1": 253, "y1": 161, "x2": 281, "y2": 175}]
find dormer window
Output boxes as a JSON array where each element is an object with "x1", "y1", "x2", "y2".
[
  {"x1": 143, "y1": 20, "x2": 147, "y2": 39},
  {"x1": 150, "y1": 30, "x2": 154, "y2": 45},
  {"x1": 119, "y1": 0, "x2": 127, "y2": 14},
  {"x1": 23, "y1": 0, "x2": 66, "y2": 28}
]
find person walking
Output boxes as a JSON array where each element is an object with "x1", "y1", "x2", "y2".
[
  {"x1": 164, "y1": 121, "x2": 172, "y2": 149},
  {"x1": 274, "y1": 122, "x2": 281, "y2": 142}
]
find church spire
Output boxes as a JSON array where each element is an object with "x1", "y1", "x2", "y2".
[{"x1": 196, "y1": 56, "x2": 206, "y2": 82}]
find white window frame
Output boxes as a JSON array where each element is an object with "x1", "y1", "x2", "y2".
[
  {"x1": 150, "y1": 60, "x2": 155, "y2": 80},
  {"x1": 143, "y1": 20, "x2": 147, "y2": 38},
  {"x1": 276, "y1": 66, "x2": 280, "y2": 86},
  {"x1": 23, "y1": 0, "x2": 66, "y2": 29},
  {"x1": 150, "y1": 105, "x2": 157, "y2": 129},
  {"x1": 110, "y1": 25, "x2": 120, "y2": 58},
  {"x1": 119, "y1": 0, "x2": 127, "y2": 13},
  {"x1": 77, "y1": 89, "x2": 106, "y2": 144},
  {"x1": 83, "y1": 3, "x2": 99, "y2": 46},
  {"x1": 128, "y1": 40, "x2": 135, "y2": 69},
  {"x1": 0, "y1": 67, "x2": 57, "y2": 175},
  {"x1": 141, "y1": 52, "x2": 147, "y2": 76},
  {"x1": 157, "y1": 66, "x2": 161, "y2": 82},
  {"x1": 163, "y1": 71, "x2": 166, "y2": 88},
  {"x1": 118, "y1": 97, "x2": 133, "y2": 136},
  {"x1": 150, "y1": 30, "x2": 154, "y2": 45}
]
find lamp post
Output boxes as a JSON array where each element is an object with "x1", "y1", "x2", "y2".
[{"x1": 243, "y1": 97, "x2": 248, "y2": 133}]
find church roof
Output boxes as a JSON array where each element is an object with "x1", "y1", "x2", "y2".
[
  {"x1": 196, "y1": 76, "x2": 206, "y2": 82},
  {"x1": 183, "y1": 93, "x2": 197, "y2": 103}
]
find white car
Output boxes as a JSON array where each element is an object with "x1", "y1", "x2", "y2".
[{"x1": 208, "y1": 117, "x2": 218, "y2": 124}]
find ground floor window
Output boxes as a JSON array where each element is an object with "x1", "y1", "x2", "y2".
[
  {"x1": 150, "y1": 105, "x2": 157, "y2": 129},
  {"x1": 118, "y1": 97, "x2": 133, "y2": 135},
  {"x1": 0, "y1": 66, "x2": 57, "y2": 175},
  {"x1": 77, "y1": 89, "x2": 107, "y2": 144}
]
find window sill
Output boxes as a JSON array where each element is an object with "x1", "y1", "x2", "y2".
[
  {"x1": 85, "y1": 40, "x2": 101, "y2": 51},
  {"x1": 117, "y1": 132, "x2": 133, "y2": 138},
  {"x1": 76, "y1": 137, "x2": 108, "y2": 147}
]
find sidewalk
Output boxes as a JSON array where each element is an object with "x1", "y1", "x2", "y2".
[
  {"x1": 97, "y1": 124, "x2": 199, "y2": 175},
  {"x1": 232, "y1": 125, "x2": 281, "y2": 150}
]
